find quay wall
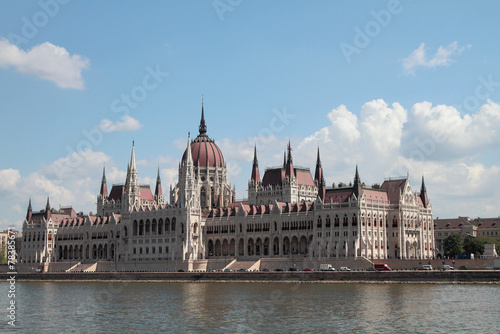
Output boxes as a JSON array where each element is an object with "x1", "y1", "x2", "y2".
[{"x1": 1, "y1": 270, "x2": 499, "y2": 283}]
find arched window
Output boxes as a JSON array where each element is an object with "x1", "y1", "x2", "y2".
[
  {"x1": 158, "y1": 218, "x2": 163, "y2": 234},
  {"x1": 139, "y1": 220, "x2": 144, "y2": 235},
  {"x1": 133, "y1": 220, "x2": 138, "y2": 236},
  {"x1": 152, "y1": 219, "x2": 157, "y2": 234},
  {"x1": 172, "y1": 218, "x2": 176, "y2": 231}
]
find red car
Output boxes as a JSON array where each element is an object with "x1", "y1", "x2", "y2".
[{"x1": 303, "y1": 268, "x2": 314, "y2": 271}]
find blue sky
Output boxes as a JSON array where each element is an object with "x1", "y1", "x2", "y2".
[{"x1": 1, "y1": 0, "x2": 500, "y2": 231}]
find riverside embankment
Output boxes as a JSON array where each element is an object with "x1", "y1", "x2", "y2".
[{"x1": 2, "y1": 270, "x2": 499, "y2": 283}]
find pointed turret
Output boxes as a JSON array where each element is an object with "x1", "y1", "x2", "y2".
[
  {"x1": 420, "y1": 175, "x2": 429, "y2": 208},
  {"x1": 285, "y1": 140, "x2": 295, "y2": 179},
  {"x1": 185, "y1": 133, "x2": 193, "y2": 166},
  {"x1": 199, "y1": 102, "x2": 207, "y2": 135},
  {"x1": 154, "y1": 167, "x2": 163, "y2": 201},
  {"x1": 125, "y1": 142, "x2": 140, "y2": 209},
  {"x1": 130, "y1": 141, "x2": 136, "y2": 171},
  {"x1": 283, "y1": 150, "x2": 286, "y2": 168},
  {"x1": 251, "y1": 145, "x2": 260, "y2": 183},
  {"x1": 26, "y1": 198, "x2": 32, "y2": 221},
  {"x1": 314, "y1": 146, "x2": 323, "y2": 184},
  {"x1": 99, "y1": 166, "x2": 108, "y2": 198},
  {"x1": 45, "y1": 196, "x2": 51, "y2": 220},
  {"x1": 353, "y1": 165, "x2": 362, "y2": 199},
  {"x1": 314, "y1": 147, "x2": 326, "y2": 201}
]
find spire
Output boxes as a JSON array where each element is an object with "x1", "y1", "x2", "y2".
[
  {"x1": 100, "y1": 166, "x2": 108, "y2": 198},
  {"x1": 199, "y1": 101, "x2": 207, "y2": 135},
  {"x1": 154, "y1": 167, "x2": 163, "y2": 200},
  {"x1": 125, "y1": 142, "x2": 139, "y2": 208},
  {"x1": 26, "y1": 198, "x2": 32, "y2": 221},
  {"x1": 283, "y1": 150, "x2": 286, "y2": 168},
  {"x1": 314, "y1": 146, "x2": 323, "y2": 183},
  {"x1": 185, "y1": 133, "x2": 193, "y2": 166},
  {"x1": 285, "y1": 140, "x2": 295, "y2": 179},
  {"x1": 251, "y1": 145, "x2": 260, "y2": 183},
  {"x1": 420, "y1": 175, "x2": 429, "y2": 208},
  {"x1": 353, "y1": 165, "x2": 362, "y2": 199},
  {"x1": 45, "y1": 196, "x2": 51, "y2": 220},
  {"x1": 130, "y1": 141, "x2": 136, "y2": 172}
]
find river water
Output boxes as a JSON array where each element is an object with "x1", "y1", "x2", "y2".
[{"x1": 1, "y1": 281, "x2": 499, "y2": 333}]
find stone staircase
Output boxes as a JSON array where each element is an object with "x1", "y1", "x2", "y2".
[
  {"x1": 67, "y1": 262, "x2": 98, "y2": 272},
  {"x1": 225, "y1": 260, "x2": 259, "y2": 271}
]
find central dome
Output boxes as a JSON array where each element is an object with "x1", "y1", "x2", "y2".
[{"x1": 181, "y1": 105, "x2": 225, "y2": 168}]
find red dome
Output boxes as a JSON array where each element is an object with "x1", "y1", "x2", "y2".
[
  {"x1": 182, "y1": 134, "x2": 224, "y2": 168},
  {"x1": 182, "y1": 103, "x2": 224, "y2": 168}
]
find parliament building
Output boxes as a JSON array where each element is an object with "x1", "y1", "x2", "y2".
[{"x1": 20, "y1": 105, "x2": 435, "y2": 272}]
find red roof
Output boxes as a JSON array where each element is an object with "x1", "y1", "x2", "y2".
[
  {"x1": 363, "y1": 189, "x2": 388, "y2": 204},
  {"x1": 261, "y1": 167, "x2": 315, "y2": 188},
  {"x1": 296, "y1": 169, "x2": 315, "y2": 187},
  {"x1": 182, "y1": 135, "x2": 224, "y2": 168},
  {"x1": 140, "y1": 185, "x2": 154, "y2": 203},
  {"x1": 108, "y1": 185, "x2": 125, "y2": 201},
  {"x1": 324, "y1": 188, "x2": 353, "y2": 203},
  {"x1": 380, "y1": 179, "x2": 406, "y2": 203}
]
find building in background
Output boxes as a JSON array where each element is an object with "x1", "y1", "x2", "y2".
[{"x1": 434, "y1": 217, "x2": 500, "y2": 256}]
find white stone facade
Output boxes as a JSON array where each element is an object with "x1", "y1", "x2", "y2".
[{"x1": 20, "y1": 107, "x2": 435, "y2": 269}]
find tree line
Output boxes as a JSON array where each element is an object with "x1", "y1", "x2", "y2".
[{"x1": 442, "y1": 233, "x2": 500, "y2": 258}]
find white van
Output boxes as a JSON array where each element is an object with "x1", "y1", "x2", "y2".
[{"x1": 420, "y1": 265, "x2": 433, "y2": 270}]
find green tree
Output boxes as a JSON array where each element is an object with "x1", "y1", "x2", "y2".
[
  {"x1": 443, "y1": 233, "x2": 463, "y2": 258},
  {"x1": 0, "y1": 243, "x2": 6, "y2": 264},
  {"x1": 463, "y1": 235, "x2": 490, "y2": 257}
]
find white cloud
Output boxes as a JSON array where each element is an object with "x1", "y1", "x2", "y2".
[
  {"x1": 46, "y1": 149, "x2": 111, "y2": 180},
  {"x1": 0, "y1": 37, "x2": 90, "y2": 89},
  {"x1": 0, "y1": 168, "x2": 21, "y2": 192},
  {"x1": 402, "y1": 41, "x2": 470, "y2": 75},
  {"x1": 402, "y1": 99, "x2": 500, "y2": 161},
  {"x1": 97, "y1": 116, "x2": 143, "y2": 133}
]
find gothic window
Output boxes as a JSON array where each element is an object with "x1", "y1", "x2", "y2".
[{"x1": 133, "y1": 220, "x2": 138, "y2": 235}]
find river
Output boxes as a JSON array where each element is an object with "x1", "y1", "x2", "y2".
[{"x1": 1, "y1": 281, "x2": 499, "y2": 333}]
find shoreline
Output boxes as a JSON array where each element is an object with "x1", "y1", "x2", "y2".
[
  {"x1": 7, "y1": 279, "x2": 500, "y2": 284},
  {"x1": 2, "y1": 270, "x2": 499, "y2": 284}
]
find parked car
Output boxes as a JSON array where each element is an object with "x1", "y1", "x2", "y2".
[
  {"x1": 419, "y1": 265, "x2": 433, "y2": 270},
  {"x1": 224, "y1": 268, "x2": 233, "y2": 272},
  {"x1": 288, "y1": 267, "x2": 298, "y2": 271},
  {"x1": 443, "y1": 265, "x2": 454, "y2": 270},
  {"x1": 458, "y1": 265, "x2": 468, "y2": 270},
  {"x1": 275, "y1": 268, "x2": 283, "y2": 271},
  {"x1": 303, "y1": 268, "x2": 314, "y2": 272},
  {"x1": 339, "y1": 267, "x2": 351, "y2": 271},
  {"x1": 238, "y1": 268, "x2": 247, "y2": 272},
  {"x1": 177, "y1": 269, "x2": 185, "y2": 272},
  {"x1": 262, "y1": 269, "x2": 270, "y2": 272}
]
